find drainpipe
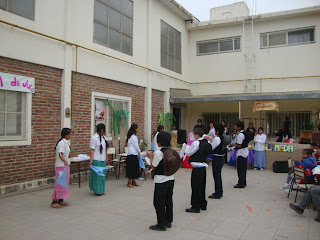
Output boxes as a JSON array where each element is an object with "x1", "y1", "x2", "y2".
[{"x1": 239, "y1": 101, "x2": 242, "y2": 120}]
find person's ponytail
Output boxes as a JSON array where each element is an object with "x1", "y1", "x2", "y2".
[{"x1": 54, "y1": 128, "x2": 71, "y2": 151}]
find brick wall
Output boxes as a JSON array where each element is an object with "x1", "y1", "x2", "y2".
[
  {"x1": 71, "y1": 72, "x2": 145, "y2": 156},
  {"x1": 0, "y1": 57, "x2": 62, "y2": 186},
  {"x1": 151, "y1": 89, "x2": 164, "y2": 135}
]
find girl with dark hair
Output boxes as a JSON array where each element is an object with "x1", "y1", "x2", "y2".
[
  {"x1": 126, "y1": 123, "x2": 141, "y2": 188},
  {"x1": 51, "y1": 128, "x2": 72, "y2": 208},
  {"x1": 253, "y1": 127, "x2": 267, "y2": 170},
  {"x1": 89, "y1": 123, "x2": 109, "y2": 196}
]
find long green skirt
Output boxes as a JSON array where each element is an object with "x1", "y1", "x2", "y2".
[{"x1": 89, "y1": 160, "x2": 106, "y2": 194}]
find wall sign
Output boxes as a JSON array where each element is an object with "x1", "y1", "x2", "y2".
[
  {"x1": 95, "y1": 109, "x2": 105, "y2": 121},
  {"x1": 252, "y1": 144, "x2": 294, "y2": 152},
  {"x1": 0, "y1": 72, "x2": 35, "y2": 93}
]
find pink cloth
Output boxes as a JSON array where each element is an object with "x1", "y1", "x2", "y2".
[
  {"x1": 187, "y1": 132, "x2": 195, "y2": 146},
  {"x1": 51, "y1": 166, "x2": 70, "y2": 199}
]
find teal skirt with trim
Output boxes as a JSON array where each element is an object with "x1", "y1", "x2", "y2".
[{"x1": 89, "y1": 160, "x2": 106, "y2": 194}]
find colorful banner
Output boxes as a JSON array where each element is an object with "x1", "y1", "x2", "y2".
[
  {"x1": 0, "y1": 72, "x2": 35, "y2": 93},
  {"x1": 252, "y1": 144, "x2": 294, "y2": 152}
]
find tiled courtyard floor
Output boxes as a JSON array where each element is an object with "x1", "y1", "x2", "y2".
[{"x1": 0, "y1": 166, "x2": 319, "y2": 240}]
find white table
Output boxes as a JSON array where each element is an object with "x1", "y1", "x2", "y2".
[{"x1": 70, "y1": 156, "x2": 90, "y2": 188}]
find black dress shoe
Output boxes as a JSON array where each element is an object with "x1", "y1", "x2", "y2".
[
  {"x1": 166, "y1": 222, "x2": 172, "y2": 228},
  {"x1": 234, "y1": 184, "x2": 245, "y2": 188},
  {"x1": 208, "y1": 194, "x2": 222, "y2": 199},
  {"x1": 149, "y1": 224, "x2": 166, "y2": 231},
  {"x1": 185, "y1": 208, "x2": 200, "y2": 213},
  {"x1": 289, "y1": 203, "x2": 304, "y2": 214},
  {"x1": 201, "y1": 206, "x2": 207, "y2": 210}
]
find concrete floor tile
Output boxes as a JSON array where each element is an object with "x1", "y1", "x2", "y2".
[
  {"x1": 169, "y1": 229, "x2": 209, "y2": 240},
  {"x1": 214, "y1": 221, "x2": 249, "y2": 239}
]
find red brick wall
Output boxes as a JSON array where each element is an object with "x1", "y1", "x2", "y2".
[
  {"x1": 0, "y1": 57, "x2": 62, "y2": 186},
  {"x1": 151, "y1": 89, "x2": 164, "y2": 135},
  {"x1": 71, "y1": 72, "x2": 145, "y2": 156}
]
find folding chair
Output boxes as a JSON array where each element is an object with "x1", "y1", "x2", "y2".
[
  {"x1": 117, "y1": 147, "x2": 128, "y2": 179},
  {"x1": 287, "y1": 166, "x2": 312, "y2": 202},
  {"x1": 106, "y1": 147, "x2": 117, "y2": 178}
]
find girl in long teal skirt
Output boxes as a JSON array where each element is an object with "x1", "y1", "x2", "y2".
[{"x1": 89, "y1": 123, "x2": 109, "y2": 196}]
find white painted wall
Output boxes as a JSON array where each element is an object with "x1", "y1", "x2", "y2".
[
  {"x1": 210, "y1": 2, "x2": 249, "y2": 20},
  {"x1": 188, "y1": 12, "x2": 320, "y2": 96}
]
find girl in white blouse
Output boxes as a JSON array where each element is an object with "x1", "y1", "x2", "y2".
[
  {"x1": 126, "y1": 124, "x2": 141, "y2": 188},
  {"x1": 89, "y1": 123, "x2": 109, "y2": 195},
  {"x1": 51, "y1": 128, "x2": 72, "y2": 208},
  {"x1": 253, "y1": 127, "x2": 267, "y2": 170}
]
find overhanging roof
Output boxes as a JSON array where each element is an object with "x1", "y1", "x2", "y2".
[
  {"x1": 170, "y1": 91, "x2": 320, "y2": 103},
  {"x1": 160, "y1": 0, "x2": 200, "y2": 22}
]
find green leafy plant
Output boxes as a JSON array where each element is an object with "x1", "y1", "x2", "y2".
[{"x1": 158, "y1": 112, "x2": 174, "y2": 132}]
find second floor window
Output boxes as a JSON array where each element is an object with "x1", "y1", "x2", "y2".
[
  {"x1": 161, "y1": 20, "x2": 182, "y2": 74},
  {"x1": 0, "y1": 0, "x2": 35, "y2": 20},
  {"x1": 260, "y1": 27, "x2": 315, "y2": 48},
  {"x1": 93, "y1": 0, "x2": 133, "y2": 56},
  {"x1": 197, "y1": 37, "x2": 241, "y2": 55}
]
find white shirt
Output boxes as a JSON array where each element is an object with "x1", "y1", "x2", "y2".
[
  {"x1": 236, "y1": 131, "x2": 249, "y2": 158},
  {"x1": 55, "y1": 139, "x2": 71, "y2": 167},
  {"x1": 153, "y1": 132, "x2": 160, "y2": 152},
  {"x1": 210, "y1": 136, "x2": 222, "y2": 156},
  {"x1": 90, "y1": 133, "x2": 107, "y2": 161},
  {"x1": 208, "y1": 127, "x2": 215, "y2": 138},
  {"x1": 185, "y1": 138, "x2": 208, "y2": 168},
  {"x1": 128, "y1": 134, "x2": 141, "y2": 155},
  {"x1": 152, "y1": 149, "x2": 175, "y2": 183},
  {"x1": 254, "y1": 133, "x2": 267, "y2": 151}
]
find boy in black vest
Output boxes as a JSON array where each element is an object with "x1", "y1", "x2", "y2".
[
  {"x1": 148, "y1": 131, "x2": 174, "y2": 231},
  {"x1": 185, "y1": 128, "x2": 212, "y2": 213},
  {"x1": 229, "y1": 121, "x2": 249, "y2": 188},
  {"x1": 206, "y1": 124, "x2": 225, "y2": 199}
]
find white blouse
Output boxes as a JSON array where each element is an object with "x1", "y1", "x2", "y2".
[
  {"x1": 128, "y1": 134, "x2": 141, "y2": 155},
  {"x1": 90, "y1": 133, "x2": 107, "y2": 161},
  {"x1": 55, "y1": 139, "x2": 71, "y2": 167},
  {"x1": 153, "y1": 132, "x2": 160, "y2": 152},
  {"x1": 254, "y1": 133, "x2": 267, "y2": 151}
]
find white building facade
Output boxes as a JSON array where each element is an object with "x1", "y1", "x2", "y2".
[{"x1": 0, "y1": 0, "x2": 319, "y2": 191}]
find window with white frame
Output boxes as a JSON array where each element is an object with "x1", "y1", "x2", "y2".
[
  {"x1": 197, "y1": 37, "x2": 241, "y2": 55},
  {"x1": 93, "y1": 93, "x2": 131, "y2": 139},
  {"x1": 161, "y1": 20, "x2": 182, "y2": 74},
  {"x1": 260, "y1": 27, "x2": 315, "y2": 48},
  {"x1": 93, "y1": 0, "x2": 133, "y2": 55},
  {"x1": 0, "y1": 90, "x2": 28, "y2": 141},
  {"x1": 0, "y1": 0, "x2": 35, "y2": 20}
]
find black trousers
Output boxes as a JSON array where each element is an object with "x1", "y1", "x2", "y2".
[
  {"x1": 212, "y1": 156, "x2": 224, "y2": 196},
  {"x1": 237, "y1": 156, "x2": 247, "y2": 187},
  {"x1": 153, "y1": 180, "x2": 174, "y2": 227},
  {"x1": 191, "y1": 167, "x2": 207, "y2": 210}
]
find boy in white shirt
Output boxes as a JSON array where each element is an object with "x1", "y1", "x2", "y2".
[
  {"x1": 148, "y1": 131, "x2": 174, "y2": 231},
  {"x1": 185, "y1": 128, "x2": 212, "y2": 213},
  {"x1": 229, "y1": 121, "x2": 249, "y2": 188}
]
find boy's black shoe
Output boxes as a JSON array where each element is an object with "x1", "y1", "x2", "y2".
[
  {"x1": 185, "y1": 208, "x2": 200, "y2": 213},
  {"x1": 201, "y1": 206, "x2": 207, "y2": 210},
  {"x1": 315, "y1": 216, "x2": 320, "y2": 222},
  {"x1": 234, "y1": 184, "x2": 245, "y2": 189},
  {"x1": 149, "y1": 225, "x2": 166, "y2": 231},
  {"x1": 289, "y1": 203, "x2": 304, "y2": 214},
  {"x1": 208, "y1": 193, "x2": 222, "y2": 199},
  {"x1": 165, "y1": 222, "x2": 172, "y2": 228}
]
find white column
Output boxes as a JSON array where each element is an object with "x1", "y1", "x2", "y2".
[
  {"x1": 144, "y1": 75, "x2": 152, "y2": 148},
  {"x1": 61, "y1": 44, "x2": 72, "y2": 129},
  {"x1": 164, "y1": 91, "x2": 170, "y2": 113}
]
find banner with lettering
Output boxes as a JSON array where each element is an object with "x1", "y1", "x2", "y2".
[
  {"x1": 0, "y1": 72, "x2": 35, "y2": 93},
  {"x1": 252, "y1": 144, "x2": 294, "y2": 153}
]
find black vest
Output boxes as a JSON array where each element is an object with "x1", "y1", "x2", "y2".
[
  {"x1": 237, "y1": 131, "x2": 249, "y2": 149},
  {"x1": 212, "y1": 135, "x2": 224, "y2": 155},
  {"x1": 189, "y1": 139, "x2": 212, "y2": 163},
  {"x1": 154, "y1": 148, "x2": 169, "y2": 175}
]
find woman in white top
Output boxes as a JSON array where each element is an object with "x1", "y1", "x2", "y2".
[
  {"x1": 208, "y1": 122, "x2": 216, "y2": 138},
  {"x1": 126, "y1": 123, "x2": 141, "y2": 188},
  {"x1": 253, "y1": 127, "x2": 267, "y2": 170},
  {"x1": 89, "y1": 123, "x2": 109, "y2": 196},
  {"x1": 51, "y1": 128, "x2": 72, "y2": 208},
  {"x1": 153, "y1": 125, "x2": 164, "y2": 152}
]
